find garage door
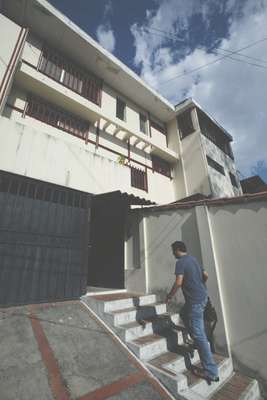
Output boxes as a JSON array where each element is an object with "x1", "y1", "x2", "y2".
[{"x1": 0, "y1": 171, "x2": 91, "y2": 306}]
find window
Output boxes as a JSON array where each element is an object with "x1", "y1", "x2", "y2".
[
  {"x1": 229, "y1": 172, "x2": 238, "y2": 188},
  {"x1": 177, "y1": 109, "x2": 195, "y2": 139},
  {"x1": 26, "y1": 94, "x2": 89, "y2": 140},
  {"x1": 131, "y1": 166, "x2": 147, "y2": 191},
  {"x1": 39, "y1": 46, "x2": 102, "y2": 106},
  {"x1": 197, "y1": 109, "x2": 234, "y2": 159},
  {"x1": 139, "y1": 113, "x2": 147, "y2": 134},
  {"x1": 207, "y1": 156, "x2": 225, "y2": 175},
  {"x1": 116, "y1": 98, "x2": 126, "y2": 121},
  {"x1": 152, "y1": 156, "x2": 171, "y2": 177}
]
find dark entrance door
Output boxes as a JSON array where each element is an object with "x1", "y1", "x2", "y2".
[
  {"x1": 89, "y1": 194, "x2": 128, "y2": 289},
  {"x1": 0, "y1": 171, "x2": 91, "y2": 306}
]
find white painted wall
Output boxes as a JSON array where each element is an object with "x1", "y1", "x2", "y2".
[
  {"x1": 0, "y1": 109, "x2": 175, "y2": 204},
  {"x1": 201, "y1": 134, "x2": 242, "y2": 198},
  {"x1": 180, "y1": 130, "x2": 211, "y2": 196},
  {"x1": 126, "y1": 200, "x2": 267, "y2": 393},
  {"x1": 0, "y1": 14, "x2": 22, "y2": 112},
  {"x1": 209, "y1": 201, "x2": 267, "y2": 393}
]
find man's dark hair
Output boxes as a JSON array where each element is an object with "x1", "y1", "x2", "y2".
[{"x1": 171, "y1": 241, "x2": 187, "y2": 253}]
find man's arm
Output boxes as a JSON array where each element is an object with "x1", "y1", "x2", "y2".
[
  {"x1": 166, "y1": 275, "x2": 183, "y2": 303},
  {"x1": 203, "y1": 270, "x2": 208, "y2": 283}
]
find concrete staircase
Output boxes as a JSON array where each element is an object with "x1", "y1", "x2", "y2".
[{"x1": 82, "y1": 292, "x2": 262, "y2": 400}]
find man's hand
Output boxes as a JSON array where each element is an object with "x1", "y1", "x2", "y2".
[{"x1": 166, "y1": 294, "x2": 172, "y2": 304}]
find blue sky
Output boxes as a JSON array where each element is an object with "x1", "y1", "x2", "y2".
[{"x1": 49, "y1": 0, "x2": 267, "y2": 182}]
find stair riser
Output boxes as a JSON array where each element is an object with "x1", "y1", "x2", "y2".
[
  {"x1": 129, "y1": 339, "x2": 168, "y2": 361},
  {"x1": 188, "y1": 358, "x2": 233, "y2": 398},
  {"x1": 124, "y1": 314, "x2": 181, "y2": 341},
  {"x1": 111, "y1": 304, "x2": 167, "y2": 326},
  {"x1": 103, "y1": 295, "x2": 156, "y2": 312},
  {"x1": 164, "y1": 351, "x2": 200, "y2": 374},
  {"x1": 240, "y1": 380, "x2": 261, "y2": 400},
  {"x1": 147, "y1": 365, "x2": 188, "y2": 395}
]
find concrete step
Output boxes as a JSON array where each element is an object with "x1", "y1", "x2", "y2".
[
  {"x1": 180, "y1": 354, "x2": 233, "y2": 399},
  {"x1": 128, "y1": 328, "x2": 184, "y2": 361},
  {"x1": 128, "y1": 333, "x2": 168, "y2": 360},
  {"x1": 209, "y1": 373, "x2": 261, "y2": 400},
  {"x1": 118, "y1": 312, "x2": 181, "y2": 341},
  {"x1": 102, "y1": 294, "x2": 157, "y2": 312},
  {"x1": 146, "y1": 359, "x2": 188, "y2": 394},
  {"x1": 147, "y1": 349, "x2": 200, "y2": 376},
  {"x1": 105, "y1": 302, "x2": 167, "y2": 326}
]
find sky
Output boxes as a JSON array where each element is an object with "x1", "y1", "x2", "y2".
[{"x1": 49, "y1": 0, "x2": 267, "y2": 182}]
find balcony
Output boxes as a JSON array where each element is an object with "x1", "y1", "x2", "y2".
[{"x1": 16, "y1": 55, "x2": 178, "y2": 163}]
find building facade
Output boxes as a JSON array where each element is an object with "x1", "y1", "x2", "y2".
[
  {"x1": 0, "y1": 0, "x2": 243, "y2": 304},
  {"x1": 0, "y1": 0, "x2": 242, "y2": 206}
]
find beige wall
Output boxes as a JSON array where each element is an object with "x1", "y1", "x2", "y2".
[
  {"x1": 180, "y1": 130, "x2": 211, "y2": 196},
  {"x1": 209, "y1": 201, "x2": 267, "y2": 394},
  {"x1": 126, "y1": 200, "x2": 267, "y2": 394}
]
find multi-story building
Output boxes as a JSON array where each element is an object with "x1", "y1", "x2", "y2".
[
  {"x1": 0, "y1": 0, "x2": 243, "y2": 302},
  {"x1": 0, "y1": 0, "x2": 242, "y2": 206}
]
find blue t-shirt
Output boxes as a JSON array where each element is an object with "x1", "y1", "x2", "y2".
[{"x1": 175, "y1": 255, "x2": 207, "y2": 304}]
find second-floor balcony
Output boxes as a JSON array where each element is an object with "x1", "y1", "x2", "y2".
[{"x1": 18, "y1": 40, "x2": 178, "y2": 163}]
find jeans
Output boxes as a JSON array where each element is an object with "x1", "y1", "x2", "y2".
[{"x1": 181, "y1": 299, "x2": 218, "y2": 378}]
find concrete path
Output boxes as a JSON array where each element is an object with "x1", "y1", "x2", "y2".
[{"x1": 0, "y1": 301, "x2": 173, "y2": 400}]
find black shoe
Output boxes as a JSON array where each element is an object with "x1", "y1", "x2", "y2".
[{"x1": 206, "y1": 376, "x2": 220, "y2": 385}]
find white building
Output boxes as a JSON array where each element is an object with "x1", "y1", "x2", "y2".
[
  {"x1": 0, "y1": 0, "x2": 242, "y2": 208},
  {"x1": 0, "y1": 0, "x2": 243, "y2": 303}
]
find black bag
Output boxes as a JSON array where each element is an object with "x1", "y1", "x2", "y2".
[
  {"x1": 204, "y1": 297, "x2": 217, "y2": 353},
  {"x1": 204, "y1": 297, "x2": 217, "y2": 323}
]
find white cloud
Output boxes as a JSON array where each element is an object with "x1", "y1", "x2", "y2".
[
  {"x1": 96, "y1": 24, "x2": 116, "y2": 52},
  {"x1": 131, "y1": 0, "x2": 267, "y2": 176}
]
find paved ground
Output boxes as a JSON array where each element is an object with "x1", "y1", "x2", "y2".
[{"x1": 0, "y1": 301, "x2": 172, "y2": 400}]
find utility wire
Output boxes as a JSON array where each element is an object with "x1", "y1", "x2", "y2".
[
  {"x1": 141, "y1": 27, "x2": 267, "y2": 83},
  {"x1": 158, "y1": 37, "x2": 267, "y2": 85},
  {"x1": 144, "y1": 26, "x2": 267, "y2": 64},
  {"x1": 145, "y1": 26, "x2": 184, "y2": 42}
]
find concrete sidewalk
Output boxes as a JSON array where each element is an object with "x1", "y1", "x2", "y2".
[{"x1": 0, "y1": 301, "x2": 173, "y2": 400}]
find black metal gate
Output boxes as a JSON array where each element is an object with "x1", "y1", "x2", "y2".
[{"x1": 0, "y1": 171, "x2": 91, "y2": 306}]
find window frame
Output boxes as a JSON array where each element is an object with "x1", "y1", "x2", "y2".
[
  {"x1": 139, "y1": 113, "x2": 148, "y2": 135},
  {"x1": 152, "y1": 155, "x2": 171, "y2": 178},
  {"x1": 229, "y1": 171, "x2": 238, "y2": 188}
]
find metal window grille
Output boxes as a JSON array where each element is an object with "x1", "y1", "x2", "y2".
[
  {"x1": 26, "y1": 95, "x2": 89, "y2": 140},
  {"x1": 177, "y1": 109, "x2": 195, "y2": 139},
  {"x1": 197, "y1": 110, "x2": 234, "y2": 160},
  {"x1": 130, "y1": 166, "x2": 147, "y2": 191},
  {"x1": 39, "y1": 46, "x2": 102, "y2": 106},
  {"x1": 206, "y1": 156, "x2": 225, "y2": 175},
  {"x1": 152, "y1": 156, "x2": 171, "y2": 177}
]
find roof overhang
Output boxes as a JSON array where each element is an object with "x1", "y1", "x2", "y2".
[
  {"x1": 2, "y1": 0, "x2": 175, "y2": 122},
  {"x1": 93, "y1": 191, "x2": 156, "y2": 206}
]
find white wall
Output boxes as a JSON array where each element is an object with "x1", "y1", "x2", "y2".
[
  {"x1": 0, "y1": 14, "x2": 23, "y2": 112},
  {"x1": 126, "y1": 200, "x2": 267, "y2": 394},
  {"x1": 209, "y1": 201, "x2": 267, "y2": 394},
  {"x1": 201, "y1": 135, "x2": 242, "y2": 198},
  {"x1": 180, "y1": 130, "x2": 211, "y2": 196},
  {"x1": 0, "y1": 109, "x2": 175, "y2": 204}
]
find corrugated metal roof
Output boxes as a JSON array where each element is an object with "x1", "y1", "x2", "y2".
[{"x1": 141, "y1": 191, "x2": 267, "y2": 212}]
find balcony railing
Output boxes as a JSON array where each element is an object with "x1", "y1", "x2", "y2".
[
  {"x1": 26, "y1": 94, "x2": 89, "y2": 140},
  {"x1": 131, "y1": 166, "x2": 148, "y2": 191},
  {"x1": 38, "y1": 46, "x2": 102, "y2": 106}
]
